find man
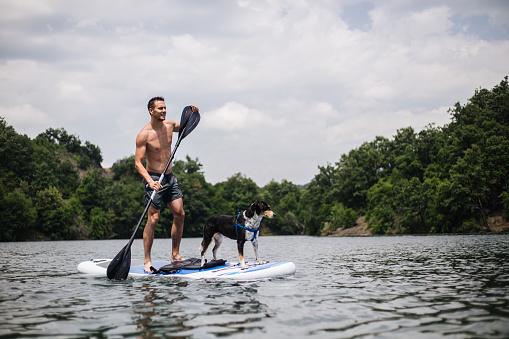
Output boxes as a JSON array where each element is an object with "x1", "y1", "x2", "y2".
[{"x1": 134, "y1": 96, "x2": 199, "y2": 273}]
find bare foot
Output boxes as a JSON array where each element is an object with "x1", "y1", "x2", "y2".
[
  {"x1": 171, "y1": 255, "x2": 184, "y2": 263},
  {"x1": 144, "y1": 262, "x2": 154, "y2": 273}
]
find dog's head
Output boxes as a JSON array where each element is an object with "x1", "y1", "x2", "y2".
[{"x1": 246, "y1": 200, "x2": 276, "y2": 219}]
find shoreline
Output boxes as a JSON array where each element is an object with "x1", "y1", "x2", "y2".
[{"x1": 330, "y1": 215, "x2": 509, "y2": 237}]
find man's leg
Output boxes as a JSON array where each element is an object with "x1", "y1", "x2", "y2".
[
  {"x1": 168, "y1": 197, "x2": 185, "y2": 262},
  {"x1": 143, "y1": 206, "x2": 160, "y2": 273}
]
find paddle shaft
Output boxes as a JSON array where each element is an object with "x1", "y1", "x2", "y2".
[{"x1": 125, "y1": 133, "x2": 184, "y2": 248}]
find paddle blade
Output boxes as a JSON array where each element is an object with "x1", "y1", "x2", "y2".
[
  {"x1": 178, "y1": 106, "x2": 194, "y2": 138},
  {"x1": 181, "y1": 111, "x2": 200, "y2": 139},
  {"x1": 107, "y1": 244, "x2": 132, "y2": 280}
]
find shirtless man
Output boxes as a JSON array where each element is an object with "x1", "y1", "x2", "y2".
[{"x1": 134, "y1": 96, "x2": 199, "y2": 273}]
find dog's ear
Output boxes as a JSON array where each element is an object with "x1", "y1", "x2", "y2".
[
  {"x1": 254, "y1": 201, "x2": 263, "y2": 215},
  {"x1": 246, "y1": 201, "x2": 261, "y2": 218},
  {"x1": 245, "y1": 205, "x2": 254, "y2": 218}
]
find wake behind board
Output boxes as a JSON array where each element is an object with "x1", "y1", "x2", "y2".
[{"x1": 77, "y1": 258, "x2": 296, "y2": 281}]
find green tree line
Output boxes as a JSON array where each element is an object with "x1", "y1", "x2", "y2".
[{"x1": 1, "y1": 77, "x2": 508, "y2": 241}]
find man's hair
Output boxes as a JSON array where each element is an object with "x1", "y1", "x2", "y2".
[{"x1": 147, "y1": 96, "x2": 165, "y2": 112}]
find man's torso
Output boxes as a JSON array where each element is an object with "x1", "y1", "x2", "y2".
[{"x1": 144, "y1": 120, "x2": 175, "y2": 173}]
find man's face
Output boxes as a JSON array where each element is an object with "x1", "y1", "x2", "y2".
[{"x1": 150, "y1": 100, "x2": 166, "y2": 121}]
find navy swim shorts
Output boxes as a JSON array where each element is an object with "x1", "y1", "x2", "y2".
[{"x1": 143, "y1": 172, "x2": 183, "y2": 210}]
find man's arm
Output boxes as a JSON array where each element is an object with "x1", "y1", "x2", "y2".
[{"x1": 135, "y1": 131, "x2": 162, "y2": 191}]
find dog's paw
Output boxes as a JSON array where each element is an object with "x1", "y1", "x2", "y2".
[{"x1": 258, "y1": 261, "x2": 267, "y2": 265}]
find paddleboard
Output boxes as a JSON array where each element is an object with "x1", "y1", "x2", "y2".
[{"x1": 77, "y1": 259, "x2": 296, "y2": 281}]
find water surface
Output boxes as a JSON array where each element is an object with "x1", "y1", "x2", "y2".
[{"x1": 1, "y1": 234, "x2": 508, "y2": 338}]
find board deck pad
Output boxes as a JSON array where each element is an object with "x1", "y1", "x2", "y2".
[{"x1": 78, "y1": 258, "x2": 296, "y2": 281}]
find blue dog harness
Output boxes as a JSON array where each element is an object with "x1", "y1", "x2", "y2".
[{"x1": 235, "y1": 212, "x2": 259, "y2": 240}]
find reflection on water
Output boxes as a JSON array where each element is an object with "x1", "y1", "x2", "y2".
[
  {"x1": 132, "y1": 281, "x2": 190, "y2": 337},
  {"x1": 0, "y1": 234, "x2": 508, "y2": 338},
  {"x1": 128, "y1": 279, "x2": 269, "y2": 337}
]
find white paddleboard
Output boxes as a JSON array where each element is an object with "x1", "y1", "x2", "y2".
[{"x1": 77, "y1": 259, "x2": 296, "y2": 281}]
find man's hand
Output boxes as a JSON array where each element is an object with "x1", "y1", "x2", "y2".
[
  {"x1": 148, "y1": 181, "x2": 163, "y2": 191},
  {"x1": 189, "y1": 105, "x2": 199, "y2": 112}
]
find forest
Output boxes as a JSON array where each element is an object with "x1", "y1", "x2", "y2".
[{"x1": 1, "y1": 77, "x2": 508, "y2": 241}]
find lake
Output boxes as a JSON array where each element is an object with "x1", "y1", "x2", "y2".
[{"x1": 1, "y1": 234, "x2": 508, "y2": 338}]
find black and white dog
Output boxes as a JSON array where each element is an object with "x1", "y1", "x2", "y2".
[{"x1": 200, "y1": 201, "x2": 275, "y2": 269}]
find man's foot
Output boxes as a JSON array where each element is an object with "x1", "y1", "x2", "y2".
[
  {"x1": 144, "y1": 262, "x2": 156, "y2": 273},
  {"x1": 171, "y1": 255, "x2": 184, "y2": 263}
]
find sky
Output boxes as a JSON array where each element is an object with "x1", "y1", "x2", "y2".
[{"x1": 1, "y1": 0, "x2": 508, "y2": 186}]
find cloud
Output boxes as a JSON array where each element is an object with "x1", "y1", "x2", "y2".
[
  {"x1": 204, "y1": 102, "x2": 264, "y2": 131},
  {"x1": 0, "y1": 0, "x2": 508, "y2": 186},
  {"x1": 0, "y1": 104, "x2": 55, "y2": 137}
]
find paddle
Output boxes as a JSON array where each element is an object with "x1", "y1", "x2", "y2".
[
  {"x1": 107, "y1": 107, "x2": 200, "y2": 280},
  {"x1": 178, "y1": 105, "x2": 194, "y2": 139}
]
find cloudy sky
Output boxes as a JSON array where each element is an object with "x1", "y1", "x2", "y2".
[{"x1": 1, "y1": 0, "x2": 508, "y2": 186}]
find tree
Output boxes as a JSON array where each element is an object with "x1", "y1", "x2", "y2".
[
  {"x1": 89, "y1": 207, "x2": 113, "y2": 239},
  {"x1": 36, "y1": 127, "x2": 82, "y2": 153},
  {"x1": 330, "y1": 203, "x2": 358, "y2": 229},
  {"x1": 391, "y1": 127, "x2": 424, "y2": 179},
  {"x1": 0, "y1": 183, "x2": 37, "y2": 241},
  {"x1": 103, "y1": 177, "x2": 145, "y2": 239},
  {"x1": 67, "y1": 196, "x2": 88, "y2": 239},
  {"x1": 212, "y1": 173, "x2": 260, "y2": 216},
  {"x1": 332, "y1": 137, "x2": 390, "y2": 211},
  {"x1": 172, "y1": 157, "x2": 212, "y2": 237},
  {"x1": 366, "y1": 178, "x2": 396, "y2": 234},
  {"x1": 262, "y1": 180, "x2": 304, "y2": 235},
  {"x1": 300, "y1": 163, "x2": 335, "y2": 235},
  {"x1": 56, "y1": 160, "x2": 80, "y2": 199},
  {"x1": 35, "y1": 186, "x2": 72, "y2": 239},
  {"x1": 0, "y1": 117, "x2": 34, "y2": 189},
  {"x1": 75, "y1": 169, "x2": 107, "y2": 217},
  {"x1": 29, "y1": 143, "x2": 60, "y2": 193},
  {"x1": 449, "y1": 145, "x2": 490, "y2": 231},
  {"x1": 82, "y1": 140, "x2": 103, "y2": 165},
  {"x1": 111, "y1": 155, "x2": 141, "y2": 180},
  {"x1": 361, "y1": 77, "x2": 509, "y2": 235}
]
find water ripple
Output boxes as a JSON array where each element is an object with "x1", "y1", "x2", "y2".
[{"x1": 1, "y1": 235, "x2": 508, "y2": 338}]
